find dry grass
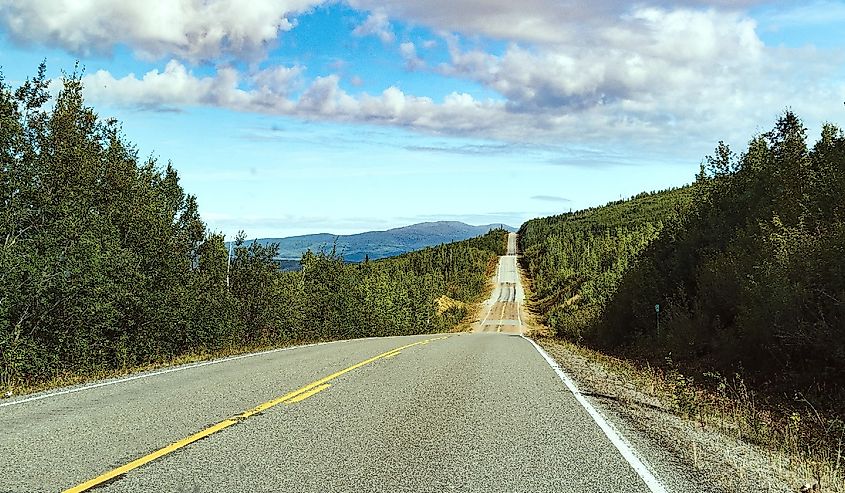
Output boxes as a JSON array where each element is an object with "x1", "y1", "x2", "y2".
[
  {"x1": 540, "y1": 335, "x2": 845, "y2": 492},
  {"x1": 1, "y1": 339, "x2": 316, "y2": 400},
  {"x1": 436, "y1": 295, "x2": 467, "y2": 315},
  {"x1": 513, "y1": 248, "x2": 844, "y2": 492}
]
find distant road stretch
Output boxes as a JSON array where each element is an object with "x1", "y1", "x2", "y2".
[
  {"x1": 476, "y1": 232, "x2": 524, "y2": 334},
  {"x1": 2, "y1": 233, "x2": 678, "y2": 493}
]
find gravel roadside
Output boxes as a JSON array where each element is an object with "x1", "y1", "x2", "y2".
[{"x1": 537, "y1": 337, "x2": 806, "y2": 493}]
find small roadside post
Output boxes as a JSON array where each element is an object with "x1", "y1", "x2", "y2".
[
  {"x1": 655, "y1": 303, "x2": 660, "y2": 337},
  {"x1": 227, "y1": 243, "x2": 233, "y2": 291}
]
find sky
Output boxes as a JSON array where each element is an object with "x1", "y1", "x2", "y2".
[{"x1": 1, "y1": 1, "x2": 844, "y2": 238}]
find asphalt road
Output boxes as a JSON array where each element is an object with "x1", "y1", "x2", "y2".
[
  {"x1": 1, "y1": 233, "x2": 679, "y2": 492},
  {"x1": 477, "y1": 233, "x2": 524, "y2": 334}
]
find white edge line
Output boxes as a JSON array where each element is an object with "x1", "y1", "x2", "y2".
[
  {"x1": 479, "y1": 292, "x2": 495, "y2": 327},
  {"x1": 480, "y1": 258, "x2": 503, "y2": 327},
  {"x1": 513, "y1": 249, "x2": 523, "y2": 335},
  {"x1": 0, "y1": 334, "x2": 422, "y2": 408},
  {"x1": 521, "y1": 335, "x2": 668, "y2": 493},
  {"x1": 480, "y1": 292, "x2": 496, "y2": 327}
]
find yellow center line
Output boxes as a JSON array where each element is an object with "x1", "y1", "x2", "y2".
[
  {"x1": 285, "y1": 383, "x2": 331, "y2": 404},
  {"x1": 63, "y1": 335, "x2": 448, "y2": 493}
]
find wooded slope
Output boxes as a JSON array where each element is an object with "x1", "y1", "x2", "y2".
[
  {"x1": 0, "y1": 65, "x2": 505, "y2": 391},
  {"x1": 520, "y1": 111, "x2": 845, "y2": 411}
]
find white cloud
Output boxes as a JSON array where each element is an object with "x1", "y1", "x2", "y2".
[
  {"x1": 348, "y1": 0, "x2": 770, "y2": 45},
  {"x1": 80, "y1": 32, "x2": 845, "y2": 153},
  {"x1": 85, "y1": 60, "x2": 239, "y2": 110},
  {"x1": 0, "y1": 0, "x2": 321, "y2": 61},
  {"x1": 250, "y1": 65, "x2": 305, "y2": 100},
  {"x1": 420, "y1": 4, "x2": 845, "y2": 149},
  {"x1": 24, "y1": 0, "x2": 843, "y2": 159},
  {"x1": 399, "y1": 42, "x2": 425, "y2": 70},
  {"x1": 81, "y1": 62, "x2": 511, "y2": 136},
  {"x1": 351, "y1": 10, "x2": 395, "y2": 44},
  {"x1": 84, "y1": 61, "x2": 299, "y2": 113},
  {"x1": 442, "y1": 7, "x2": 763, "y2": 112}
]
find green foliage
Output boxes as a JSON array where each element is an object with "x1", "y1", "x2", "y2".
[
  {"x1": 1, "y1": 64, "x2": 228, "y2": 384},
  {"x1": 279, "y1": 229, "x2": 505, "y2": 341},
  {"x1": 0, "y1": 64, "x2": 506, "y2": 390},
  {"x1": 519, "y1": 187, "x2": 693, "y2": 340},
  {"x1": 521, "y1": 110, "x2": 845, "y2": 413}
]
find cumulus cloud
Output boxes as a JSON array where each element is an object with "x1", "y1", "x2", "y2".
[
  {"x1": 351, "y1": 10, "x2": 395, "y2": 44},
  {"x1": 338, "y1": 1, "x2": 829, "y2": 149},
  {"x1": 82, "y1": 62, "x2": 510, "y2": 136},
  {"x1": 85, "y1": 61, "x2": 242, "y2": 110},
  {"x1": 419, "y1": 4, "x2": 844, "y2": 148},
  {"x1": 442, "y1": 7, "x2": 763, "y2": 112},
  {"x1": 292, "y1": 77, "x2": 506, "y2": 134},
  {"x1": 84, "y1": 61, "x2": 299, "y2": 113},
  {"x1": 0, "y1": 0, "x2": 321, "y2": 61},
  {"x1": 23, "y1": 0, "x2": 842, "y2": 157},
  {"x1": 348, "y1": 0, "x2": 770, "y2": 45},
  {"x1": 81, "y1": 41, "x2": 844, "y2": 153}
]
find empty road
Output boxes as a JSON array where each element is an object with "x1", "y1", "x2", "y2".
[
  {"x1": 477, "y1": 232, "x2": 524, "y2": 333},
  {"x1": 2, "y1": 233, "x2": 684, "y2": 492}
]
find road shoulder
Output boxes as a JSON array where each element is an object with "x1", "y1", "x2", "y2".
[
  {"x1": 513, "y1": 235, "x2": 801, "y2": 492},
  {"x1": 538, "y1": 337, "x2": 804, "y2": 492}
]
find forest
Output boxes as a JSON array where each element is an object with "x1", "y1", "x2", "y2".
[
  {"x1": 520, "y1": 110, "x2": 845, "y2": 413},
  {"x1": 0, "y1": 65, "x2": 506, "y2": 391}
]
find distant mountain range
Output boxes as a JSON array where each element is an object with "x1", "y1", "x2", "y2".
[{"x1": 234, "y1": 221, "x2": 516, "y2": 264}]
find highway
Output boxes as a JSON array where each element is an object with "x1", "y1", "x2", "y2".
[
  {"x1": 2, "y1": 233, "x2": 685, "y2": 492},
  {"x1": 477, "y1": 232, "x2": 524, "y2": 334}
]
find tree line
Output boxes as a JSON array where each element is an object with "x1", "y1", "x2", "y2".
[
  {"x1": 0, "y1": 64, "x2": 506, "y2": 391},
  {"x1": 520, "y1": 110, "x2": 845, "y2": 413},
  {"x1": 518, "y1": 187, "x2": 692, "y2": 341}
]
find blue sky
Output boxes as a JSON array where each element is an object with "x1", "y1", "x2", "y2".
[{"x1": 1, "y1": 0, "x2": 843, "y2": 238}]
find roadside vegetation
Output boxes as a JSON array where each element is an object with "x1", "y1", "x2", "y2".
[
  {"x1": 0, "y1": 64, "x2": 506, "y2": 394},
  {"x1": 520, "y1": 111, "x2": 845, "y2": 489}
]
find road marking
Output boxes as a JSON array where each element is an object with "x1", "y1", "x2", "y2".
[
  {"x1": 286, "y1": 383, "x2": 331, "y2": 404},
  {"x1": 496, "y1": 300, "x2": 507, "y2": 333},
  {"x1": 63, "y1": 336, "x2": 448, "y2": 493},
  {"x1": 480, "y1": 298, "x2": 495, "y2": 327},
  {"x1": 1, "y1": 335, "x2": 422, "y2": 408},
  {"x1": 64, "y1": 420, "x2": 239, "y2": 493},
  {"x1": 521, "y1": 336, "x2": 667, "y2": 493},
  {"x1": 479, "y1": 276, "x2": 501, "y2": 327}
]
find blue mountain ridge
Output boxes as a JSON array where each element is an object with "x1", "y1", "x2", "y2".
[{"x1": 232, "y1": 221, "x2": 516, "y2": 263}]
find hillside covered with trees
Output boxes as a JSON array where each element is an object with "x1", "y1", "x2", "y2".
[
  {"x1": 520, "y1": 111, "x2": 845, "y2": 413},
  {"x1": 519, "y1": 187, "x2": 693, "y2": 341},
  {"x1": 0, "y1": 65, "x2": 506, "y2": 392},
  {"x1": 241, "y1": 221, "x2": 516, "y2": 263}
]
